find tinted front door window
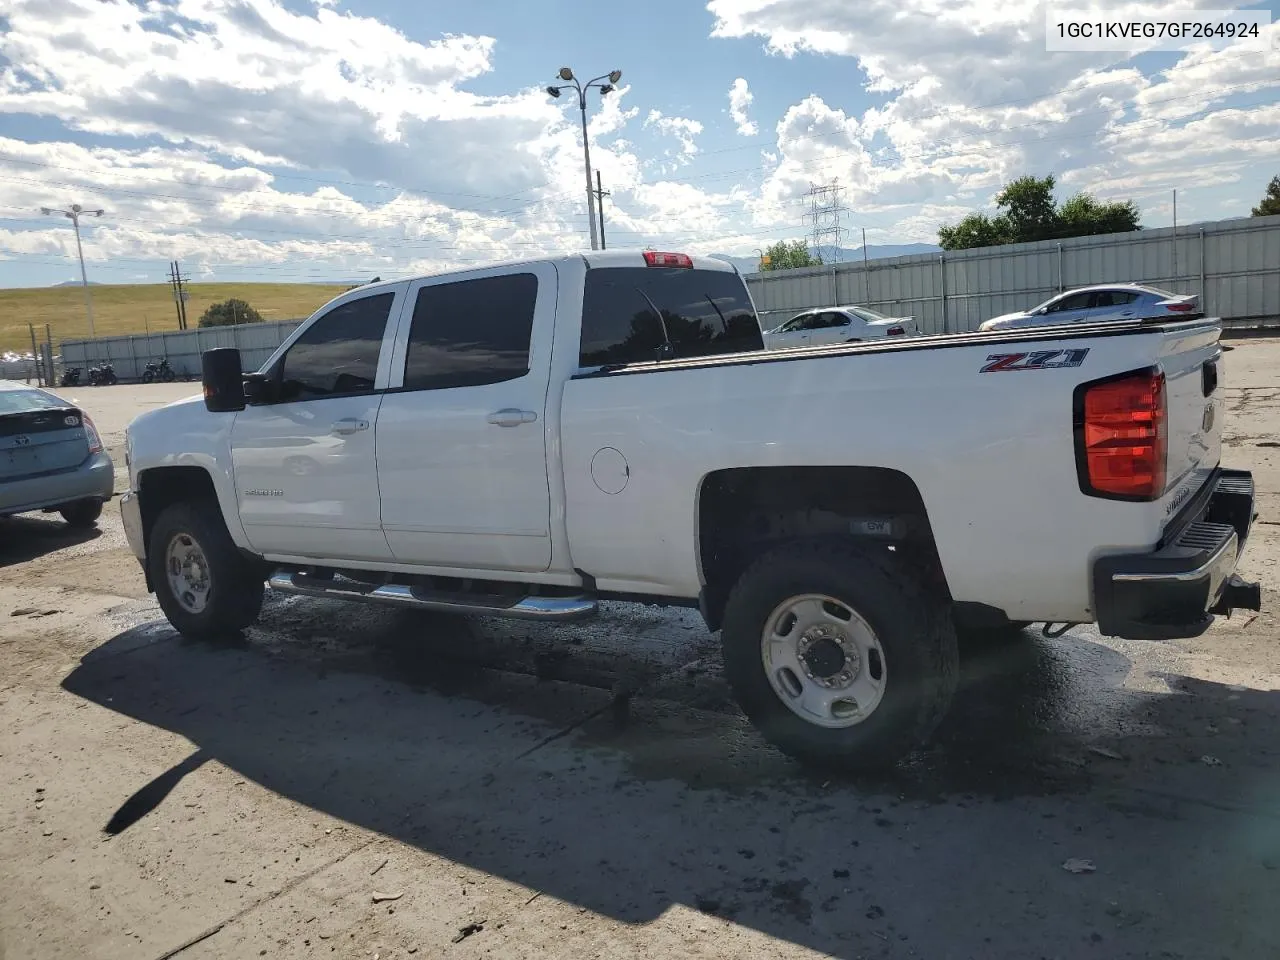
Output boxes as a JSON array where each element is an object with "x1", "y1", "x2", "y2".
[{"x1": 279, "y1": 293, "x2": 394, "y2": 400}]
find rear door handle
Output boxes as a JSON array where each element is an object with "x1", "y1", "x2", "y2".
[
  {"x1": 487, "y1": 408, "x2": 538, "y2": 427},
  {"x1": 331, "y1": 418, "x2": 369, "y2": 435}
]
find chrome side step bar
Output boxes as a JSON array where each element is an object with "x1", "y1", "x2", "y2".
[{"x1": 267, "y1": 570, "x2": 599, "y2": 622}]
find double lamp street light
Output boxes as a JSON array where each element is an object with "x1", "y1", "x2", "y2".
[{"x1": 547, "y1": 66, "x2": 621, "y2": 251}]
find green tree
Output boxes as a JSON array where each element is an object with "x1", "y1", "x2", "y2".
[
  {"x1": 938, "y1": 212, "x2": 1012, "y2": 251},
  {"x1": 199, "y1": 298, "x2": 263, "y2": 328},
  {"x1": 938, "y1": 173, "x2": 1142, "y2": 250},
  {"x1": 759, "y1": 239, "x2": 823, "y2": 271},
  {"x1": 996, "y1": 174, "x2": 1060, "y2": 243},
  {"x1": 1057, "y1": 192, "x2": 1141, "y2": 236},
  {"x1": 1252, "y1": 175, "x2": 1280, "y2": 217}
]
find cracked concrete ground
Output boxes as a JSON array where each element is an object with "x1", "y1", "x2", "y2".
[{"x1": 2, "y1": 339, "x2": 1280, "y2": 960}]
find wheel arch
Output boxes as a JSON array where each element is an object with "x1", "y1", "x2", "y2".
[{"x1": 695, "y1": 465, "x2": 950, "y2": 632}]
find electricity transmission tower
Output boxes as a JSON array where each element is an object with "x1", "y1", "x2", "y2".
[{"x1": 806, "y1": 179, "x2": 846, "y2": 262}]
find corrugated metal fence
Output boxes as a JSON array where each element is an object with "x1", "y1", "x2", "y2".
[
  {"x1": 745, "y1": 214, "x2": 1280, "y2": 335},
  {"x1": 59, "y1": 319, "x2": 303, "y2": 381}
]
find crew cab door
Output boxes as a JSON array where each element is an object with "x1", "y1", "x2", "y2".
[
  {"x1": 230, "y1": 287, "x2": 402, "y2": 562},
  {"x1": 375, "y1": 264, "x2": 556, "y2": 573}
]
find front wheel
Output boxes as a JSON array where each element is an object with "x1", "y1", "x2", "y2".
[
  {"x1": 148, "y1": 500, "x2": 264, "y2": 639},
  {"x1": 721, "y1": 541, "x2": 958, "y2": 772},
  {"x1": 161, "y1": 369, "x2": 175, "y2": 383}
]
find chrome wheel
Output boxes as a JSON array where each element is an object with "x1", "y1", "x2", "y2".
[
  {"x1": 166, "y1": 533, "x2": 211, "y2": 614},
  {"x1": 761, "y1": 594, "x2": 887, "y2": 728}
]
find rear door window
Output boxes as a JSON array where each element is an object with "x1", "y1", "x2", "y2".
[
  {"x1": 402, "y1": 273, "x2": 538, "y2": 391},
  {"x1": 580, "y1": 268, "x2": 763, "y2": 367}
]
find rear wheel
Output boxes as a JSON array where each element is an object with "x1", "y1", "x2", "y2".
[
  {"x1": 59, "y1": 498, "x2": 103, "y2": 528},
  {"x1": 142, "y1": 370, "x2": 155, "y2": 384},
  {"x1": 721, "y1": 540, "x2": 958, "y2": 771},
  {"x1": 148, "y1": 500, "x2": 263, "y2": 639}
]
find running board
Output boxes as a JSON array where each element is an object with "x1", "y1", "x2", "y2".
[{"x1": 267, "y1": 570, "x2": 599, "y2": 622}]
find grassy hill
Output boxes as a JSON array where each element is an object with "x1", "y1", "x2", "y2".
[{"x1": 0, "y1": 282, "x2": 351, "y2": 352}]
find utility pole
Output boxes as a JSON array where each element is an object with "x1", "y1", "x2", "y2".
[
  {"x1": 41, "y1": 203, "x2": 104, "y2": 339},
  {"x1": 861, "y1": 226, "x2": 870, "y2": 304},
  {"x1": 594, "y1": 171, "x2": 611, "y2": 250},
  {"x1": 169, "y1": 261, "x2": 191, "y2": 330},
  {"x1": 1171, "y1": 189, "x2": 1178, "y2": 287}
]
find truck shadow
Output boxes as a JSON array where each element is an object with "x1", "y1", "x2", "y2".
[
  {"x1": 0, "y1": 514, "x2": 101, "y2": 567},
  {"x1": 60, "y1": 606, "x2": 1280, "y2": 956}
]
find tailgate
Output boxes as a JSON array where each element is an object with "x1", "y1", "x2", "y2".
[
  {"x1": 0, "y1": 407, "x2": 91, "y2": 481},
  {"x1": 1156, "y1": 323, "x2": 1223, "y2": 516}
]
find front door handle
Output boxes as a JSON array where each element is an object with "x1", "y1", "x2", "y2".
[
  {"x1": 331, "y1": 418, "x2": 369, "y2": 435},
  {"x1": 487, "y1": 408, "x2": 538, "y2": 427}
]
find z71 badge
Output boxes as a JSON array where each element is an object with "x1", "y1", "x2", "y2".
[{"x1": 980, "y1": 348, "x2": 1089, "y2": 373}]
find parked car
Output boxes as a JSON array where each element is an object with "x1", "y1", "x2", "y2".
[
  {"x1": 0, "y1": 380, "x2": 113, "y2": 528},
  {"x1": 979, "y1": 283, "x2": 1199, "y2": 331},
  {"x1": 764, "y1": 305, "x2": 919, "y2": 350},
  {"x1": 120, "y1": 249, "x2": 1258, "y2": 772}
]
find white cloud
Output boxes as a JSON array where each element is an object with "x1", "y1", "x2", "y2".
[
  {"x1": 709, "y1": 0, "x2": 1280, "y2": 238},
  {"x1": 644, "y1": 110, "x2": 704, "y2": 160},
  {"x1": 729, "y1": 77, "x2": 758, "y2": 136}
]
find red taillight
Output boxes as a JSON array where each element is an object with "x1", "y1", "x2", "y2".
[
  {"x1": 1165, "y1": 302, "x2": 1194, "y2": 312},
  {"x1": 886, "y1": 325, "x2": 905, "y2": 336},
  {"x1": 1078, "y1": 370, "x2": 1166, "y2": 499},
  {"x1": 83, "y1": 413, "x2": 103, "y2": 454},
  {"x1": 643, "y1": 251, "x2": 693, "y2": 268}
]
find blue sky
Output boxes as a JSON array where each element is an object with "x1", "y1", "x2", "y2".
[{"x1": 0, "y1": 0, "x2": 1277, "y2": 300}]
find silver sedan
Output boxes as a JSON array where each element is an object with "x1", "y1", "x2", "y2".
[
  {"x1": 979, "y1": 283, "x2": 1199, "y2": 332},
  {"x1": 0, "y1": 380, "x2": 114, "y2": 528}
]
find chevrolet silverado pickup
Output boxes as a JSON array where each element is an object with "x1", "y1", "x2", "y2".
[{"x1": 119, "y1": 250, "x2": 1261, "y2": 770}]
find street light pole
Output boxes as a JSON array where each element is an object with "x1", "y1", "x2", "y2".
[
  {"x1": 547, "y1": 67, "x2": 622, "y2": 252},
  {"x1": 577, "y1": 92, "x2": 598, "y2": 251},
  {"x1": 42, "y1": 203, "x2": 104, "y2": 339}
]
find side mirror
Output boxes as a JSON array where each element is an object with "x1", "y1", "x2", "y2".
[{"x1": 202, "y1": 348, "x2": 245, "y2": 413}]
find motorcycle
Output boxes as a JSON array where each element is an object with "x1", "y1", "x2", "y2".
[
  {"x1": 87, "y1": 363, "x2": 118, "y2": 386},
  {"x1": 142, "y1": 358, "x2": 177, "y2": 383},
  {"x1": 60, "y1": 367, "x2": 82, "y2": 387}
]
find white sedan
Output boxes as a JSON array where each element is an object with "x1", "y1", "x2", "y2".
[
  {"x1": 763, "y1": 305, "x2": 919, "y2": 350},
  {"x1": 979, "y1": 283, "x2": 1199, "y2": 332}
]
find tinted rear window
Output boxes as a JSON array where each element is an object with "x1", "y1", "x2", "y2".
[{"x1": 579, "y1": 267, "x2": 763, "y2": 367}]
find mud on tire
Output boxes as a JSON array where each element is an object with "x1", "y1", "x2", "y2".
[
  {"x1": 720, "y1": 540, "x2": 959, "y2": 772},
  {"x1": 148, "y1": 500, "x2": 264, "y2": 640}
]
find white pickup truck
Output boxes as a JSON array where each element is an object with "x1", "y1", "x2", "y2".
[{"x1": 120, "y1": 250, "x2": 1261, "y2": 770}]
